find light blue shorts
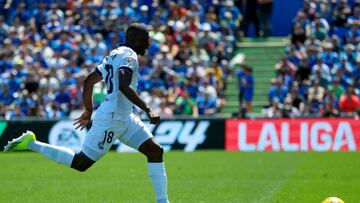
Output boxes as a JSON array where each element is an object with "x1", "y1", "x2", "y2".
[{"x1": 82, "y1": 112, "x2": 153, "y2": 161}]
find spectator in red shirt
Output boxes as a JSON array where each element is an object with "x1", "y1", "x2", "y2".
[{"x1": 339, "y1": 85, "x2": 360, "y2": 113}]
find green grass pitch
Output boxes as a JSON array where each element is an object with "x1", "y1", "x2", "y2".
[{"x1": 1, "y1": 151, "x2": 359, "y2": 203}]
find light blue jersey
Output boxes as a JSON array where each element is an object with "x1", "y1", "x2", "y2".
[{"x1": 95, "y1": 46, "x2": 139, "y2": 120}]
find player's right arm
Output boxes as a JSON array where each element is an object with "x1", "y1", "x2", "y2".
[
  {"x1": 118, "y1": 68, "x2": 160, "y2": 124},
  {"x1": 74, "y1": 71, "x2": 102, "y2": 130},
  {"x1": 83, "y1": 71, "x2": 102, "y2": 112}
]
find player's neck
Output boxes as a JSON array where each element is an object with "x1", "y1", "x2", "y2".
[{"x1": 122, "y1": 43, "x2": 141, "y2": 55}]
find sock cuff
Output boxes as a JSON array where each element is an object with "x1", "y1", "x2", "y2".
[
  {"x1": 28, "y1": 141, "x2": 41, "y2": 151},
  {"x1": 148, "y1": 162, "x2": 165, "y2": 176}
]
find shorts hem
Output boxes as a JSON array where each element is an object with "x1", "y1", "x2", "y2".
[{"x1": 82, "y1": 144, "x2": 103, "y2": 161}]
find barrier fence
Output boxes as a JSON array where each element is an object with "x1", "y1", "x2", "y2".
[
  {"x1": 1, "y1": 118, "x2": 359, "y2": 152},
  {"x1": 0, "y1": 119, "x2": 224, "y2": 152}
]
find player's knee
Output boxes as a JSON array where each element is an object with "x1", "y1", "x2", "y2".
[
  {"x1": 71, "y1": 161, "x2": 91, "y2": 172},
  {"x1": 76, "y1": 165, "x2": 90, "y2": 172},
  {"x1": 155, "y1": 145, "x2": 164, "y2": 157},
  {"x1": 71, "y1": 152, "x2": 94, "y2": 172},
  {"x1": 147, "y1": 145, "x2": 163, "y2": 160}
]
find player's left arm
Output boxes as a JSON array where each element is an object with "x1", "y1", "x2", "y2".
[
  {"x1": 118, "y1": 68, "x2": 160, "y2": 124},
  {"x1": 74, "y1": 71, "x2": 102, "y2": 130}
]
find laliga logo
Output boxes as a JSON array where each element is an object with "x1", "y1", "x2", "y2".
[
  {"x1": 49, "y1": 121, "x2": 88, "y2": 152},
  {"x1": 238, "y1": 121, "x2": 356, "y2": 151}
]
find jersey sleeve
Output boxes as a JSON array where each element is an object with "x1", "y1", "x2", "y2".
[
  {"x1": 94, "y1": 64, "x2": 103, "y2": 78},
  {"x1": 113, "y1": 52, "x2": 137, "y2": 74}
]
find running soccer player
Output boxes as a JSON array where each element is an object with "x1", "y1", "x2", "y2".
[{"x1": 4, "y1": 23, "x2": 169, "y2": 203}]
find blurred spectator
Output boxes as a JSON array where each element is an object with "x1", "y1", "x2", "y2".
[
  {"x1": 147, "y1": 90, "x2": 162, "y2": 113},
  {"x1": 275, "y1": 55, "x2": 297, "y2": 76},
  {"x1": 24, "y1": 72, "x2": 39, "y2": 94},
  {"x1": 296, "y1": 57, "x2": 312, "y2": 82},
  {"x1": 348, "y1": 6, "x2": 360, "y2": 25},
  {"x1": 268, "y1": 79, "x2": 288, "y2": 104},
  {"x1": 70, "y1": 79, "x2": 84, "y2": 110},
  {"x1": 333, "y1": 55, "x2": 353, "y2": 88},
  {"x1": 243, "y1": 0, "x2": 260, "y2": 37},
  {"x1": 310, "y1": 18, "x2": 328, "y2": 41},
  {"x1": 0, "y1": 15, "x2": 9, "y2": 41},
  {"x1": 9, "y1": 3, "x2": 31, "y2": 24},
  {"x1": 346, "y1": 20, "x2": 360, "y2": 44},
  {"x1": 7, "y1": 72, "x2": 21, "y2": 93},
  {"x1": 93, "y1": 33, "x2": 108, "y2": 59},
  {"x1": 321, "y1": 92, "x2": 340, "y2": 118},
  {"x1": 257, "y1": 0, "x2": 273, "y2": 37},
  {"x1": 311, "y1": 57, "x2": 331, "y2": 86},
  {"x1": 307, "y1": 79, "x2": 325, "y2": 104},
  {"x1": 329, "y1": 78, "x2": 345, "y2": 99},
  {"x1": 45, "y1": 102, "x2": 62, "y2": 119},
  {"x1": 0, "y1": 86, "x2": 15, "y2": 105},
  {"x1": 321, "y1": 100, "x2": 340, "y2": 117},
  {"x1": 55, "y1": 87, "x2": 71, "y2": 112},
  {"x1": 238, "y1": 64, "x2": 254, "y2": 112},
  {"x1": 290, "y1": 87, "x2": 305, "y2": 113},
  {"x1": 265, "y1": 99, "x2": 282, "y2": 118},
  {"x1": 157, "y1": 98, "x2": 174, "y2": 118},
  {"x1": 46, "y1": 3, "x2": 64, "y2": 23},
  {"x1": 39, "y1": 73, "x2": 60, "y2": 90},
  {"x1": 332, "y1": 0, "x2": 352, "y2": 28},
  {"x1": 197, "y1": 92, "x2": 217, "y2": 115},
  {"x1": 343, "y1": 44, "x2": 357, "y2": 65},
  {"x1": 6, "y1": 104, "x2": 25, "y2": 120},
  {"x1": 321, "y1": 42, "x2": 338, "y2": 68},
  {"x1": 291, "y1": 23, "x2": 307, "y2": 45},
  {"x1": 219, "y1": 1, "x2": 242, "y2": 37},
  {"x1": 281, "y1": 96, "x2": 301, "y2": 118},
  {"x1": 339, "y1": 85, "x2": 360, "y2": 114},
  {"x1": 174, "y1": 90, "x2": 198, "y2": 117}
]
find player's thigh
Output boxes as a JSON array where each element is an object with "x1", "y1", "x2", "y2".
[
  {"x1": 118, "y1": 114, "x2": 153, "y2": 150},
  {"x1": 82, "y1": 121, "x2": 124, "y2": 161}
]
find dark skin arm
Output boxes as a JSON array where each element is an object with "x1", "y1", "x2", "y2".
[
  {"x1": 118, "y1": 69, "x2": 160, "y2": 124},
  {"x1": 73, "y1": 71, "x2": 102, "y2": 130}
]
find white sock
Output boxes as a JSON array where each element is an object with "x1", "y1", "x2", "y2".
[
  {"x1": 148, "y1": 162, "x2": 169, "y2": 203},
  {"x1": 28, "y1": 141, "x2": 75, "y2": 167}
]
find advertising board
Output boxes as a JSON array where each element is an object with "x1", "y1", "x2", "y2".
[
  {"x1": 0, "y1": 119, "x2": 225, "y2": 152},
  {"x1": 226, "y1": 118, "x2": 360, "y2": 151}
]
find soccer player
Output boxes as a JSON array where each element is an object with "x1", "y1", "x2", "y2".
[{"x1": 4, "y1": 23, "x2": 169, "y2": 203}]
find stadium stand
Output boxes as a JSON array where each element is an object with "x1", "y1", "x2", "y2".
[
  {"x1": 263, "y1": 0, "x2": 360, "y2": 118},
  {"x1": 0, "y1": 0, "x2": 249, "y2": 119},
  {"x1": 5, "y1": 1, "x2": 357, "y2": 119}
]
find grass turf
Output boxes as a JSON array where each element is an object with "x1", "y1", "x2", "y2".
[{"x1": 0, "y1": 151, "x2": 359, "y2": 203}]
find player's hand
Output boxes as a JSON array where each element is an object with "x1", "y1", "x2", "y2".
[
  {"x1": 73, "y1": 110, "x2": 92, "y2": 130},
  {"x1": 146, "y1": 111, "x2": 160, "y2": 124}
]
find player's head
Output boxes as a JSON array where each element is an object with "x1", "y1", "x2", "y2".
[{"x1": 125, "y1": 23, "x2": 150, "y2": 55}]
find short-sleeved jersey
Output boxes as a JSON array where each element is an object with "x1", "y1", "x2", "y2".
[{"x1": 94, "y1": 45, "x2": 139, "y2": 120}]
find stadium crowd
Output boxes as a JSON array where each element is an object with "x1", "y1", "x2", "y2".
[
  {"x1": 265, "y1": 0, "x2": 360, "y2": 118},
  {"x1": 0, "y1": 0, "x2": 246, "y2": 119}
]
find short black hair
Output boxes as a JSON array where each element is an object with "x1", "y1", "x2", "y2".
[{"x1": 125, "y1": 23, "x2": 148, "y2": 43}]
